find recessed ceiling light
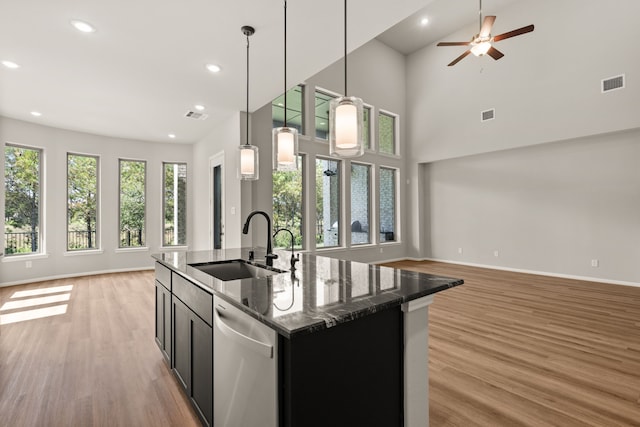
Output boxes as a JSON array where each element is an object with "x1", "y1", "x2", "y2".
[
  {"x1": 420, "y1": 17, "x2": 429, "y2": 26},
  {"x1": 206, "y1": 64, "x2": 221, "y2": 73},
  {"x1": 30, "y1": 111, "x2": 42, "y2": 117},
  {"x1": 194, "y1": 105, "x2": 205, "y2": 111},
  {"x1": 2, "y1": 60, "x2": 20, "y2": 69},
  {"x1": 168, "y1": 134, "x2": 176, "y2": 139},
  {"x1": 71, "y1": 20, "x2": 96, "y2": 33}
]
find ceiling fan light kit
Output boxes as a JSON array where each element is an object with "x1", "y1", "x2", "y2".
[{"x1": 437, "y1": 0, "x2": 534, "y2": 66}]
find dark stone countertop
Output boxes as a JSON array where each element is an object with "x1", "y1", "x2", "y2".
[{"x1": 152, "y1": 248, "x2": 463, "y2": 338}]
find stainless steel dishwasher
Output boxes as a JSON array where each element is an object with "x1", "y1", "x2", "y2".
[{"x1": 213, "y1": 295, "x2": 278, "y2": 427}]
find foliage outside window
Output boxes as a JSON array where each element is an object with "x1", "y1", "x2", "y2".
[
  {"x1": 67, "y1": 154, "x2": 99, "y2": 250},
  {"x1": 314, "y1": 90, "x2": 335, "y2": 140},
  {"x1": 163, "y1": 162, "x2": 187, "y2": 246},
  {"x1": 119, "y1": 159, "x2": 146, "y2": 248},
  {"x1": 363, "y1": 106, "x2": 371, "y2": 150},
  {"x1": 379, "y1": 112, "x2": 396, "y2": 155},
  {"x1": 4, "y1": 145, "x2": 42, "y2": 255},
  {"x1": 316, "y1": 158, "x2": 341, "y2": 248},
  {"x1": 272, "y1": 85, "x2": 304, "y2": 134},
  {"x1": 272, "y1": 155, "x2": 304, "y2": 250},
  {"x1": 350, "y1": 163, "x2": 371, "y2": 245},
  {"x1": 379, "y1": 167, "x2": 397, "y2": 242}
]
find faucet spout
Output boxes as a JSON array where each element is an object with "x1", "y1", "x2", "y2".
[
  {"x1": 273, "y1": 228, "x2": 299, "y2": 271},
  {"x1": 242, "y1": 210, "x2": 278, "y2": 266}
]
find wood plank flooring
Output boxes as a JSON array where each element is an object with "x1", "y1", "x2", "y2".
[
  {"x1": 0, "y1": 271, "x2": 200, "y2": 427},
  {"x1": 384, "y1": 260, "x2": 640, "y2": 427},
  {"x1": 1, "y1": 264, "x2": 639, "y2": 426}
]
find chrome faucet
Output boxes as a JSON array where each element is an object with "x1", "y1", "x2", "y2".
[
  {"x1": 242, "y1": 210, "x2": 278, "y2": 267},
  {"x1": 273, "y1": 228, "x2": 300, "y2": 271}
]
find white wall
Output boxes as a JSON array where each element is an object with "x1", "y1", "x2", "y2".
[
  {"x1": 191, "y1": 112, "x2": 244, "y2": 251},
  {"x1": 424, "y1": 129, "x2": 640, "y2": 284},
  {"x1": 0, "y1": 117, "x2": 193, "y2": 286},
  {"x1": 405, "y1": 0, "x2": 640, "y2": 283}
]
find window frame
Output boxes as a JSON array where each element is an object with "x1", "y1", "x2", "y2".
[
  {"x1": 349, "y1": 161, "x2": 373, "y2": 246},
  {"x1": 377, "y1": 109, "x2": 399, "y2": 157},
  {"x1": 272, "y1": 154, "x2": 306, "y2": 250},
  {"x1": 315, "y1": 156, "x2": 342, "y2": 250},
  {"x1": 3, "y1": 143, "x2": 44, "y2": 257},
  {"x1": 272, "y1": 84, "x2": 305, "y2": 136},
  {"x1": 378, "y1": 166, "x2": 399, "y2": 244},
  {"x1": 66, "y1": 152, "x2": 100, "y2": 252},
  {"x1": 118, "y1": 158, "x2": 147, "y2": 249},
  {"x1": 313, "y1": 87, "x2": 341, "y2": 141},
  {"x1": 162, "y1": 161, "x2": 188, "y2": 247}
]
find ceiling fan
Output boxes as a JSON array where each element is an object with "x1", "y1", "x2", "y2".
[{"x1": 437, "y1": 0, "x2": 534, "y2": 66}]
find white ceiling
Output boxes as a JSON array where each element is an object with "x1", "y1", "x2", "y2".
[{"x1": 1, "y1": 0, "x2": 524, "y2": 144}]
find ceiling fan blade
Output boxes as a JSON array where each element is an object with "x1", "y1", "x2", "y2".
[
  {"x1": 493, "y1": 24, "x2": 534, "y2": 42},
  {"x1": 437, "y1": 41, "x2": 471, "y2": 47},
  {"x1": 480, "y1": 16, "x2": 496, "y2": 38},
  {"x1": 448, "y1": 50, "x2": 471, "y2": 66},
  {"x1": 486, "y1": 46, "x2": 504, "y2": 60}
]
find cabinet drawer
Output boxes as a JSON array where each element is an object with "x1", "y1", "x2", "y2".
[
  {"x1": 172, "y1": 272, "x2": 213, "y2": 326},
  {"x1": 155, "y1": 262, "x2": 171, "y2": 291}
]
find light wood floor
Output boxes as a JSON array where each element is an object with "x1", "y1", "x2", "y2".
[
  {"x1": 0, "y1": 271, "x2": 200, "y2": 427},
  {"x1": 1, "y1": 264, "x2": 639, "y2": 426},
  {"x1": 384, "y1": 260, "x2": 640, "y2": 427}
]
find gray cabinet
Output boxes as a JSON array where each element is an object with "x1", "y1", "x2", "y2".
[
  {"x1": 171, "y1": 273, "x2": 213, "y2": 427},
  {"x1": 154, "y1": 262, "x2": 172, "y2": 364}
]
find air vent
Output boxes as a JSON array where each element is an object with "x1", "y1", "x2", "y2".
[
  {"x1": 602, "y1": 74, "x2": 625, "y2": 93},
  {"x1": 184, "y1": 111, "x2": 209, "y2": 120},
  {"x1": 481, "y1": 108, "x2": 495, "y2": 122}
]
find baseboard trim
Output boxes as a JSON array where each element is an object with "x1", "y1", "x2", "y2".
[
  {"x1": 0, "y1": 266, "x2": 155, "y2": 288},
  {"x1": 393, "y1": 257, "x2": 640, "y2": 288}
]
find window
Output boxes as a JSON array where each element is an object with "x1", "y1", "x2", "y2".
[
  {"x1": 316, "y1": 158, "x2": 341, "y2": 248},
  {"x1": 273, "y1": 155, "x2": 304, "y2": 249},
  {"x1": 379, "y1": 167, "x2": 397, "y2": 242},
  {"x1": 314, "y1": 90, "x2": 335, "y2": 140},
  {"x1": 4, "y1": 144, "x2": 42, "y2": 256},
  {"x1": 163, "y1": 162, "x2": 187, "y2": 246},
  {"x1": 350, "y1": 163, "x2": 371, "y2": 245},
  {"x1": 272, "y1": 85, "x2": 304, "y2": 134},
  {"x1": 379, "y1": 112, "x2": 396, "y2": 155},
  {"x1": 119, "y1": 159, "x2": 146, "y2": 248},
  {"x1": 363, "y1": 106, "x2": 371, "y2": 150},
  {"x1": 67, "y1": 154, "x2": 99, "y2": 250}
]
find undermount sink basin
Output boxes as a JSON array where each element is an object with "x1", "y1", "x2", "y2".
[{"x1": 189, "y1": 259, "x2": 286, "y2": 281}]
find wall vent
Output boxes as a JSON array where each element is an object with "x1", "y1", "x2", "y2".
[
  {"x1": 601, "y1": 74, "x2": 625, "y2": 93},
  {"x1": 481, "y1": 108, "x2": 495, "y2": 122},
  {"x1": 184, "y1": 111, "x2": 209, "y2": 120}
]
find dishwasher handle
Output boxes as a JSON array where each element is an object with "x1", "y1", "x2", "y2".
[{"x1": 214, "y1": 308, "x2": 273, "y2": 359}]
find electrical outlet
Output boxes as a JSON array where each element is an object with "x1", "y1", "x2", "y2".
[
  {"x1": 493, "y1": 250, "x2": 499, "y2": 257},
  {"x1": 26, "y1": 260, "x2": 32, "y2": 268},
  {"x1": 458, "y1": 247, "x2": 463, "y2": 255},
  {"x1": 591, "y1": 259, "x2": 599, "y2": 267}
]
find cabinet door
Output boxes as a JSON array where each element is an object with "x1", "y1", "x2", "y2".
[
  {"x1": 192, "y1": 315, "x2": 213, "y2": 427},
  {"x1": 172, "y1": 296, "x2": 191, "y2": 391},
  {"x1": 155, "y1": 283, "x2": 164, "y2": 350},
  {"x1": 155, "y1": 283, "x2": 172, "y2": 364}
]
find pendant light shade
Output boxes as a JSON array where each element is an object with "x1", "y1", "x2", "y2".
[
  {"x1": 238, "y1": 25, "x2": 259, "y2": 181},
  {"x1": 329, "y1": 0, "x2": 364, "y2": 158},
  {"x1": 273, "y1": 0, "x2": 299, "y2": 171}
]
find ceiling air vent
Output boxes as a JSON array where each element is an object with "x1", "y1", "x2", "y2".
[
  {"x1": 481, "y1": 108, "x2": 495, "y2": 122},
  {"x1": 184, "y1": 111, "x2": 209, "y2": 120},
  {"x1": 602, "y1": 74, "x2": 625, "y2": 93}
]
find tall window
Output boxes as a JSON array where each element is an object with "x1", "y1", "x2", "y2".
[
  {"x1": 379, "y1": 112, "x2": 396, "y2": 155},
  {"x1": 363, "y1": 106, "x2": 371, "y2": 150},
  {"x1": 273, "y1": 155, "x2": 304, "y2": 249},
  {"x1": 272, "y1": 85, "x2": 304, "y2": 134},
  {"x1": 4, "y1": 145, "x2": 42, "y2": 256},
  {"x1": 314, "y1": 90, "x2": 335, "y2": 140},
  {"x1": 67, "y1": 154, "x2": 99, "y2": 250},
  {"x1": 316, "y1": 158, "x2": 341, "y2": 248},
  {"x1": 350, "y1": 163, "x2": 371, "y2": 245},
  {"x1": 163, "y1": 162, "x2": 187, "y2": 246},
  {"x1": 379, "y1": 167, "x2": 397, "y2": 242},
  {"x1": 119, "y1": 159, "x2": 146, "y2": 248}
]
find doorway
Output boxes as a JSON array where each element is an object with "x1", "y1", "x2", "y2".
[{"x1": 210, "y1": 153, "x2": 224, "y2": 250}]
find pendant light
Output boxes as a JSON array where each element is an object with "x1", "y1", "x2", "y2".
[
  {"x1": 329, "y1": 0, "x2": 364, "y2": 158},
  {"x1": 272, "y1": 0, "x2": 299, "y2": 171},
  {"x1": 238, "y1": 25, "x2": 259, "y2": 180}
]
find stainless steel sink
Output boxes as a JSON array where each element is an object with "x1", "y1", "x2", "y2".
[{"x1": 189, "y1": 259, "x2": 286, "y2": 281}]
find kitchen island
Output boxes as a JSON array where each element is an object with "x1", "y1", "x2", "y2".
[{"x1": 153, "y1": 248, "x2": 463, "y2": 427}]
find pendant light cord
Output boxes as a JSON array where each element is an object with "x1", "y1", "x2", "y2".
[
  {"x1": 344, "y1": 0, "x2": 348, "y2": 97},
  {"x1": 283, "y1": 0, "x2": 288, "y2": 127},
  {"x1": 246, "y1": 32, "x2": 250, "y2": 146}
]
